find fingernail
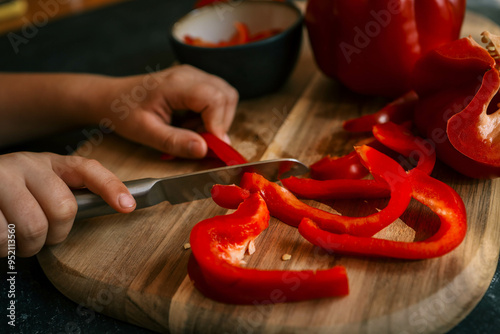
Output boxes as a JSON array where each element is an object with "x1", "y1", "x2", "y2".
[
  {"x1": 222, "y1": 133, "x2": 232, "y2": 145},
  {"x1": 119, "y1": 193, "x2": 135, "y2": 209}
]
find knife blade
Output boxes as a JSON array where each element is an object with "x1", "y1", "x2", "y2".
[{"x1": 73, "y1": 158, "x2": 308, "y2": 220}]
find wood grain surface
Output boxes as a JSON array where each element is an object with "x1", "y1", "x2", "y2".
[{"x1": 37, "y1": 10, "x2": 500, "y2": 334}]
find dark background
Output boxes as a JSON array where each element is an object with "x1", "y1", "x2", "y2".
[{"x1": 1, "y1": 0, "x2": 500, "y2": 333}]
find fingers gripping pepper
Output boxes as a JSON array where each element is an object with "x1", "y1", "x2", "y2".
[
  {"x1": 298, "y1": 168, "x2": 467, "y2": 260},
  {"x1": 188, "y1": 193, "x2": 349, "y2": 304}
]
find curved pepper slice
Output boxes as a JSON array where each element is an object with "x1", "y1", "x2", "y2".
[
  {"x1": 200, "y1": 132, "x2": 248, "y2": 166},
  {"x1": 188, "y1": 192, "x2": 349, "y2": 304},
  {"x1": 310, "y1": 149, "x2": 370, "y2": 180},
  {"x1": 211, "y1": 184, "x2": 250, "y2": 209},
  {"x1": 280, "y1": 178, "x2": 390, "y2": 200},
  {"x1": 240, "y1": 145, "x2": 412, "y2": 237},
  {"x1": 298, "y1": 168, "x2": 467, "y2": 259},
  {"x1": 309, "y1": 138, "x2": 389, "y2": 180},
  {"x1": 343, "y1": 91, "x2": 418, "y2": 133},
  {"x1": 372, "y1": 122, "x2": 436, "y2": 175}
]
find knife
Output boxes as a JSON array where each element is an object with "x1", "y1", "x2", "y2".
[{"x1": 73, "y1": 158, "x2": 308, "y2": 220}]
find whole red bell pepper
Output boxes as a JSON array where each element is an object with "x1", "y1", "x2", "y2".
[
  {"x1": 298, "y1": 167, "x2": 467, "y2": 259},
  {"x1": 188, "y1": 192, "x2": 349, "y2": 304},
  {"x1": 412, "y1": 32, "x2": 500, "y2": 178},
  {"x1": 305, "y1": 0, "x2": 466, "y2": 97}
]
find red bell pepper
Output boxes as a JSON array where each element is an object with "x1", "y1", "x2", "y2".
[
  {"x1": 309, "y1": 138, "x2": 391, "y2": 180},
  {"x1": 372, "y1": 122, "x2": 436, "y2": 175},
  {"x1": 211, "y1": 184, "x2": 250, "y2": 209},
  {"x1": 309, "y1": 149, "x2": 371, "y2": 181},
  {"x1": 305, "y1": 0, "x2": 466, "y2": 97},
  {"x1": 200, "y1": 132, "x2": 248, "y2": 166},
  {"x1": 343, "y1": 91, "x2": 418, "y2": 132},
  {"x1": 184, "y1": 22, "x2": 280, "y2": 47},
  {"x1": 188, "y1": 192, "x2": 349, "y2": 304},
  {"x1": 280, "y1": 178, "x2": 390, "y2": 201},
  {"x1": 412, "y1": 32, "x2": 500, "y2": 178},
  {"x1": 311, "y1": 120, "x2": 434, "y2": 180},
  {"x1": 239, "y1": 145, "x2": 411, "y2": 237},
  {"x1": 298, "y1": 167, "x2": 467, "y2": 259},
  {"x1": 159, "y1": 132, "x2": 247, "y2": 163}
]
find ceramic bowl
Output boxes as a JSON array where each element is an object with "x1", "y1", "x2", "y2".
[{"x1": 169, "y1": 0, "x2": 303, "y2": 99}]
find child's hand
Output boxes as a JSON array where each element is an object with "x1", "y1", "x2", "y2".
[
  {"x1": 0, "y1": 152, "x2": 135, "y2": 257},
  {"x1": 94, "y1": 65, "x2": 239, "y2": 159}
]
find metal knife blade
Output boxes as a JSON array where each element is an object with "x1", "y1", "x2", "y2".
[{"x1": 74, "y1": 158, "x2": 308, "y2": 220}]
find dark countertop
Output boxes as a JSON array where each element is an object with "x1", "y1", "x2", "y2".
[{"x1": 1, "y1": 0, "x2": 500, "y2": 333}]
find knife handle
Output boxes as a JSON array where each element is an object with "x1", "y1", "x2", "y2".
[{"x1": 73, "y1": 178, "x2": 160, "y2": 220}]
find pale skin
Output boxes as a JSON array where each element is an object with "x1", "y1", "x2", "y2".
[{"x1": 0, "y1": 65, "x2": 239, "y2": 257}]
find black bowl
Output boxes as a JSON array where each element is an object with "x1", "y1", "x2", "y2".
[{"x1": 169, "y1": 0, "x2": 303, "y2": 99}]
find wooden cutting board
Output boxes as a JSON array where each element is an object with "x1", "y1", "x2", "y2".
[{"x1": 37, "y1": 10, "x2": 500, "y2": 334}]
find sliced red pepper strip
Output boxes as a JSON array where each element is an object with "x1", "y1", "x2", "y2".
[
  {"x1": 233, "y1": 21, "x2": 250, "y2": 44},
  {"x1": 188, "y1": 192, "x2": 349, "y2": 304},
  {"x1": 200, "y1": 132, "x2": 248, "y2": 166},
  {"x1": 298, "y1": 168, "x2": 467, "y2": 259},
  {"x1": 343, "y1": 91, "x2": 419, "y2": 133},
  {"x1": 280, "y1": 177, "x2": 390, "y2": 200},
  {"x1": 183, "y1": 21, "x2": 281, "y2": 47},
  {"x1": 372, "y1": 122, "x2": 437, "y2": 175},
  {"x1": 309, "y1": 138, "x2": 392, "y2": 180},
  {"x1": 310, "y1": 149, "x2": 370, "y2": 180},
  {"x1": 211, "y1": 184, "x2": 250, "y2": 209},
  {"x1": 240, "y1": 145, "x2": 411, "y2": 237}
]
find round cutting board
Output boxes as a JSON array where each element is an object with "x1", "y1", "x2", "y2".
[{"x1": 37, "y1": 10, "x2": 500, "y2": 334}]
